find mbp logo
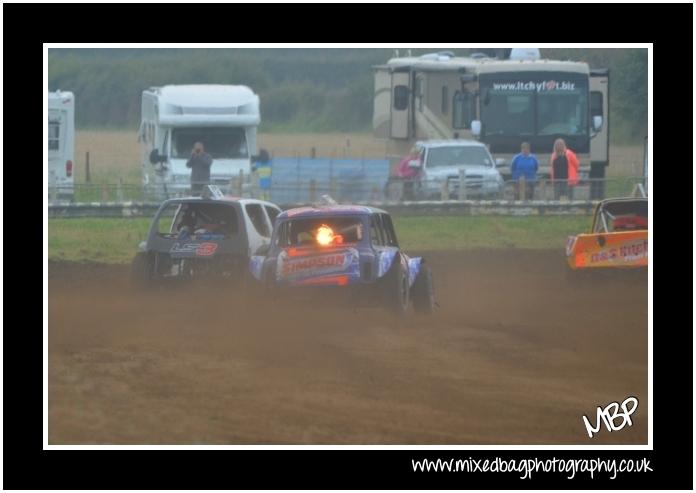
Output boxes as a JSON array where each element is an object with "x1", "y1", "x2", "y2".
[{"x1": 582, "y1": 396, "x2": 639, "y2": 438}]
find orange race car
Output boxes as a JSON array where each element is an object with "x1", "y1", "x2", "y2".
[{"x1": 565, "y1": 197, "x2": 648, "y2": 271}]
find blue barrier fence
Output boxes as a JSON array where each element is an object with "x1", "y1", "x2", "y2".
[{"x1": 267, "y1": 157, "x2": 391, "y2": 204}]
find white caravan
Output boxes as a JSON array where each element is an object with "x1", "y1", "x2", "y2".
[
  {"x1": 48, "y1": 90, "x2": 75, "y2": 198},
  {"x1": 140, "y1": 85, "x2": 260, "y2": 197}
]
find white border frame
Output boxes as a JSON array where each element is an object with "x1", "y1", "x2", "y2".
[{"x1": 43, "y1": 42, "x2": 653, "y2": 451}]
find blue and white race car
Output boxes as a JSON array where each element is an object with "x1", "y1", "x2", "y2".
[{"x1": 249, "y1": 205, "x2": 434, "y2": 316}]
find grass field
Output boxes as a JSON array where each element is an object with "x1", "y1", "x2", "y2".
[
  {"x1": 48, "y1": 215, "x2": 589, "y2": 264},
  {"x1": 74, "y1": 130, "x2": 646, "y2": 185}
]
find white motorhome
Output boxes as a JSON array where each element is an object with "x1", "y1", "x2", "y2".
[
  {"x1": 48, "y1": 90, "x2": 75, "y2": 198},
  {"x1": 373, "y1": 50, "x2": 610, "y2": 197},
  {"x1": 140, "y1": 85, "x2": 260, "y2": 197}
]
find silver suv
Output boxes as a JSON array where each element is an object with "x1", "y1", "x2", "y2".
[{"x1": 398, "y1": 140, "x2": 505, "y2": 200}]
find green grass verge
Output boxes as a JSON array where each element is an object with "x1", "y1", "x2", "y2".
[
  {"x1": 48, "y1": 218, "x2": 151, "y2": 264},
  {"x1": 48, "y1": 215, "x2": 590, "y2": 264},
  {"x1": 394, "y1": 216, "x2": 588, "y2": 251}
]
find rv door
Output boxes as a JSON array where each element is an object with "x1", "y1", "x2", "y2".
[
  {"x1": 390, "y1": 71, "x2": 411, "y2": 139},
  {"x1": 590, "y1": 71, "x2": 609, "y2": 166}
]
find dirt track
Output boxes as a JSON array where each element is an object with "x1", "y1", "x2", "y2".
[{"x1": 48, "y1": 250, "x2": 648, "y2": 445}]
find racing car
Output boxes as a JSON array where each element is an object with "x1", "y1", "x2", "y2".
[
  {"x1": 565, "y1": 197, "x2": 648, "y2": 272},
  {"x1": 248, "y1": 205, "x2": 435, "y2": 316},
  {"x1": 132, "y1": 187, "x2": 282, "y2": 286}
]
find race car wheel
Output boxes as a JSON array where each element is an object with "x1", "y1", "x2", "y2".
[
  {"x1": 412, "y1": 265, "x2": 435, "y2": 314},
  {"x1": 131, "y1": 252, "x2": 156, "y2": 288},
  {"x1": 384, "y1": 255, "x2": 410, "y2": 317}
]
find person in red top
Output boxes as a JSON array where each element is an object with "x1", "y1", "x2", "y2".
[
  {"x1": 396, "y1": 146, "x2": 422, "y2": 179},
  {"x1": 394, "y1": 146, "x2": 422, "y2": 200},
  {"x1": 549, "y1": 138, "x2": 579, "y2": 200}
]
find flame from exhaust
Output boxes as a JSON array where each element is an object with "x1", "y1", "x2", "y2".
[{"x1": 315, "y1": 224, "x2": 342, "y2": 246}]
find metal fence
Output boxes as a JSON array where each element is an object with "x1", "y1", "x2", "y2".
[{"x1": 48, "y1": 176, "x2": 647, "y2": 205}]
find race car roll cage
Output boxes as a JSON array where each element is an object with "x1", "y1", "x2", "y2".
[
  {"x1": 159, "y1": 202, "x2": 238, "y2": 239},
  {"x1": 591, "y1": 198, "x2": 648, "y2": 234}
]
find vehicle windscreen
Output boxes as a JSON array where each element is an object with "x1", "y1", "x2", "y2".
[
  {"x1": 276, "y1": 217, "x2": 364, "y2": 247},
  {"x1": 171, "y1": 127, "x2": 248, "y2": 159},
  {"x1": 158, "y1": 202, "x2": 239, "y2": 237},
  {"x1": 536, "y1": 88, "x2": 588, "y2": 136},
  {"x1": 480, "y1": 75, "x2": 588, "y2": 137},
  {"x1": 478, "y1": 71, "x2": 590, "y2": 154},
  {"x1": 426, "y1": 146, "x2": 492, "y2": 168}
]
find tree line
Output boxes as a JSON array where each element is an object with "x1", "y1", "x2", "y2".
[{"x1": 48, "y1": 48, "x2": 647, "y2": 142}]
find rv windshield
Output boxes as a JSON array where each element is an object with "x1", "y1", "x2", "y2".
[
  {"x1": 171, "y1": 127, "x2": 248, "y2": 159},
  {"x1": 536, "y1": 89, "x2": 588, "y2": 136},
  {"x1": 480, "y1": 73, "x2": 589, "y2": 137},
  {"x1": 426, "y1": 146, "x2": 492, "y2": 168}
]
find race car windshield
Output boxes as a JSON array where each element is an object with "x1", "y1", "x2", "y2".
[{"x1": 277, "y1": 217, "x2": 364, "y2": 247}]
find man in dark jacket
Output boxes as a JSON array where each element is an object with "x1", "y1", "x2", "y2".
[{"x1": 186, "y1": 141, "x2": 213, "y2": 195}]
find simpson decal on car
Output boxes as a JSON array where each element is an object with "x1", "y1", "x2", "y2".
[{"x1": 276, "y1": 248, "x2": 359, "y2": 282}]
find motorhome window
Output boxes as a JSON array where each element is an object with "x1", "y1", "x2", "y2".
[
  {"x1": 171, "y1": 127, "x2": 249, "y2": 159},
  {"x1": 452, "y1": 92, "x2": 473, "y2": 129},
  {"x1": 48, "y1": 120, "x2": 60, "y2": 151},
  {"x1": 483, "y1": 90, "x2": 534, "y2": 136},
  {"x1": 480, "y1": 75, "x2": 589, "y2": 138},
  {"x1": 279, "y1": 217, "x2": 364, "y2": 247},
  {"x1": 537, "y1": 89, "x2": 588, "y2": 136},
  {"x1": 245, "y1": 203, "x2": 270, "y2": 237},
  {"x1": 427, "y1": 146, "x2": 492, "y2": 168},
  {"x1": 393, "y1": 85, "x2": 408, "y2": 111},
  {"x1": 590, "y1": 91, "x2": 603, "y2": 117},
  {"x1": 441, "y1": 86, "x2": 449, "y2": 114}
]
